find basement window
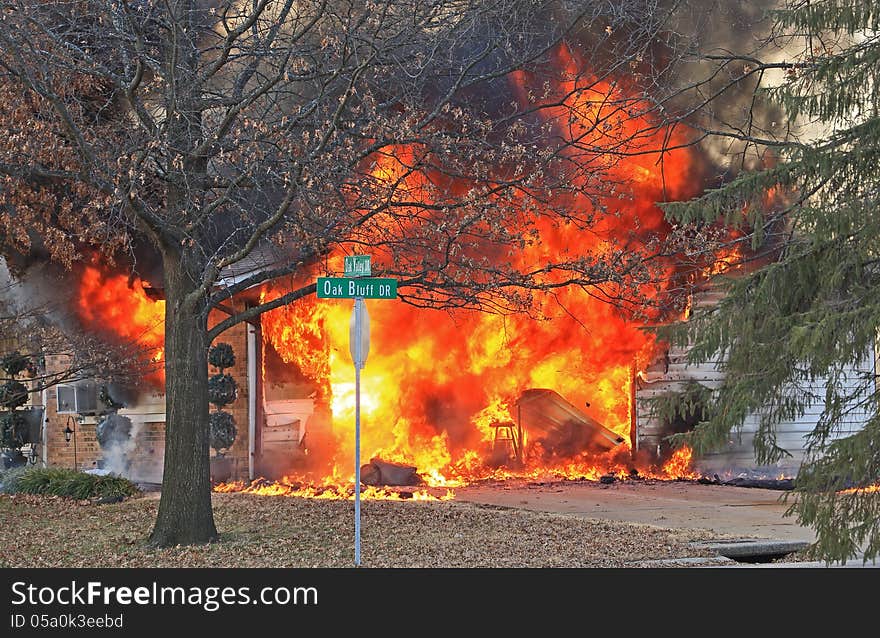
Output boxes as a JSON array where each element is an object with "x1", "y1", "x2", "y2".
[{"x1": 56, "y1": 381, "x2": 99, "y2": 415}]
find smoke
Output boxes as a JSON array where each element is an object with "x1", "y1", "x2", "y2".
[
  {"x1": 0, "y1": 257, "x2": 80, "y2": 334},
  {"x1": 94, "y1": 383, "x2": 164, "y2": 483},
  {"x1": 663, "y1": 0, "x2": 806, "y2": 178},
  {"x1": 95, "y1": 414, "x2": 165, "y2": 483},
  {"x1": 96, "y1": 412, "x2": 138, "y2": 476}
]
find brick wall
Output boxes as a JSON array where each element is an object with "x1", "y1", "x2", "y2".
[
  {"x1": 208, "y1": 307, "x2": 250, "y2": 480},
  {"x1": 44, "y1": 354, "x2": 102, "y2": 471},
  {"x1": 40, "y1": 308, "x2": 253, "y2": 482}
]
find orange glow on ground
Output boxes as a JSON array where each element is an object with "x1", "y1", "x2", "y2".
[{"x1": 838, "y1": 484, "x2": 880, "y2": 495}]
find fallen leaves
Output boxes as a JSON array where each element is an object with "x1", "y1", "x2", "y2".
[{"x1": 0, "y1": 491, "x2": 729, "y2": 568}]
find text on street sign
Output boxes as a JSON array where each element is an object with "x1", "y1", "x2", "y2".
[
  {"x1": 317, "y1": 277, "x2": 397, "y2": 299},
  {"x1": 344, "y1": 255, "x2": 371, "y2": 277}
]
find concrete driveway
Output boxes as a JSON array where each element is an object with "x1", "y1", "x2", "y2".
[
  {"x1": 455, "y1": 478, "x2": 814, "y2": 541},
  {"x1": 455, "y1": 478, "x2": 880, "y2": 566}
]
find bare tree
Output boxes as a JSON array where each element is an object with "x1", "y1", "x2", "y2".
[{"x1": 0, "y1": 0, "x2": 714, "y2": 545}]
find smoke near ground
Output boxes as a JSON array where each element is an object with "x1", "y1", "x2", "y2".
[
  {"x1": 96, "y1": 412, "x2": 136, "y2": 476},
  {"x1": 94, "y1": 385, "x2": 165, "y2": 483}
]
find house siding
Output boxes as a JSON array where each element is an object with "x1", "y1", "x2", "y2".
[{"x1": 635, "y1": 289, "x2": 875, "y2": 476}]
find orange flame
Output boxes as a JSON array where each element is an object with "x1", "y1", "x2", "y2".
[
  {"x1": 252, "y1": 45, "x2": 714, "y2": 491},
  {"x1": 703, "y1": 244, "x2": 743, "y2": 278},
  {"x1": 75, "y1": 264, "x2": 165, "y2": 385},
  {"x1": 838, "y1": 484, "x2": 880, "y2": 495},
  {"x1": 64, "y1": 45, "x2": 716, "y2": 494},
  {"x1": 659, "y1": 445, "x2": 698, "y2": 480},
  {"x1": 214, "y1": 479, "x2": 455, "y2": 501}
]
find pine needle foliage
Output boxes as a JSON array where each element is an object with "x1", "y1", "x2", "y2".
[{"x1": 661, "y1": 0, "x2": 880, "y2": 563}]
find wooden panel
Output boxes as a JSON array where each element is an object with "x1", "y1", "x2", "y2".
[
  {"x1": 262, "y1": 421, "x2": 301, "y2": 443},
  {"x1": 635, "y1": 322, "x2": 875, "y2": 472}
]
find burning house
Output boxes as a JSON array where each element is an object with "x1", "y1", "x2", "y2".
[
  {"x1": 7, "y1": 221, "x2": 868, "y2": 495},
  {"x1": 8, "y1": 239, "x2": 876, "y2": 490},
  {"x1": 1, "y1": 16, "x2": 873, "y2": 492},
  {"x1": 4, "y1": 268, "x2": 852, "y2": 491}
]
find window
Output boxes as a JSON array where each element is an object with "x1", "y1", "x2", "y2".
[{"x1": 56, "y1": 381, "x2": 99, "y2": 415}]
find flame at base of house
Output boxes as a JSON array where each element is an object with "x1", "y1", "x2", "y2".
[
  {"x1": 213, "y1": 479, "x2": 456, "y2": 501},
  {"x1": 213, "y1": 443, "x2": 699, "y2": 500}
]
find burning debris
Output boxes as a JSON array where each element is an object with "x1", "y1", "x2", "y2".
[
  {"x1": 360, "y1": 458, "x2": 423, "y2": 487},
  {"x1": 515, "y1": 389, "x2": 625, "y2": 461}
]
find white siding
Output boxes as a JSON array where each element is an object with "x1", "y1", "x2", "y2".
[{"x1": 636, "y1": 292, "x2": 875, "y2": 477}]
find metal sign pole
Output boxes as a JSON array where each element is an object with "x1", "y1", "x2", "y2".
[
  {"x1": 354, "y1": 363, "x2": 362, "y2": 565},
  {"x1": 319, "y1": 255, "x2": 389, "y2": 567},
  {"x1": 353, "y1": 297, "x2": 364, "y2": 567}
]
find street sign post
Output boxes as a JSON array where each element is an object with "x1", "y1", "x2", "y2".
[
  {"x1": 349, "y1": 297, "x2": 369, "y2": 566},
  {"x1": 316, "y1": 256, "x2": 396, "y2": 567}
]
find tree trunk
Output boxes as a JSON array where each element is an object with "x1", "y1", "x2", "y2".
[{"x1": 149, "y1": 252, "x2": 218, "y2": 547}]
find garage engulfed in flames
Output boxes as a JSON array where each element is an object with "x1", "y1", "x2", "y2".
[
  {"x1": 245, "y1": 45, "x2": 714, "y2": 497},
  {"x1": 71, "y1": 43, "x2": 738, "y2": 500}
]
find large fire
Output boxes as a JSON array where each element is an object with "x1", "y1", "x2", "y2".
[
  {"x1": 75, "y1": 45, "x2": 726, "y2": 499},
  {"x1": 75, "y1": 264, "x2": 166, "y2": 386},
  {"x1": 255, "y1": 45, "x2": 712, "y2": 494}
]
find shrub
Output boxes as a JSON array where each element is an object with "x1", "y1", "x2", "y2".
[
  {"x1": 11, "y1": 467, "x2": 138, "y2": 499},
  {"x1": 208, "y1": 342, "x2": 235, "y2": 370},
  {"x1": 92, "y1": 474, "x2": 139, "y2": 499},
  {"x1": 209, "y1": 411, "x2": 237, "y2": 454},
  {"x1": 208, "y1": 343, "x2": 238, "y2": 457},
  {"x1": 208, "y1": 373, "x2": 237, "y2": 407}
]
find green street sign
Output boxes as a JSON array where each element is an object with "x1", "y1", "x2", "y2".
[
  {"x1": 344, "y1": 255, "x2": 371, "y2": 277},
  {"x1": 317, "y1": 277, "x2": 397, "y2": 299}
]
